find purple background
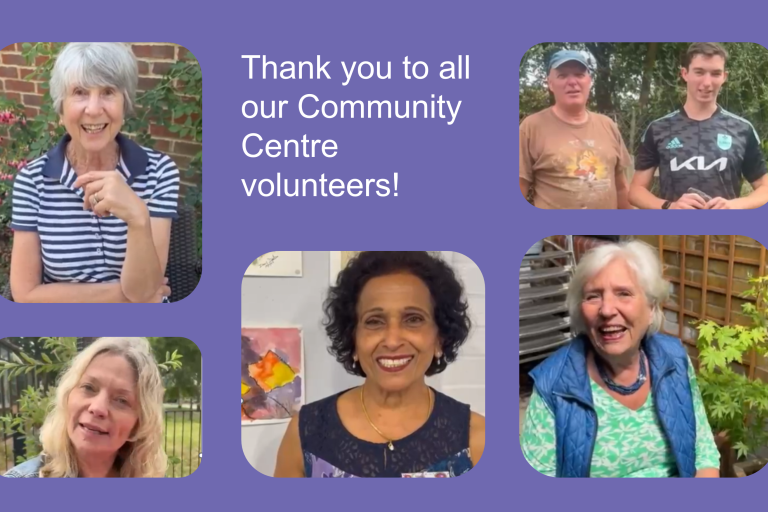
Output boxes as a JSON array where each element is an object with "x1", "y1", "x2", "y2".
[{"x1": 1, "y1": 0, "x2": 767, "y2": 508}]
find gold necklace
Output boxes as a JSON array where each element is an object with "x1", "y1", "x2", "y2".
[{"x1": 360, "y1": 384, "x2": 433, "y2": 451}]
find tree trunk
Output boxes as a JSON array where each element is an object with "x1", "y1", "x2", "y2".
[
  {"x1": 639, "y1": 43, "x2": 658, "y2": 109},
  {"x1": 585, "y1": 43, "x2": 615, "y2": 113}
]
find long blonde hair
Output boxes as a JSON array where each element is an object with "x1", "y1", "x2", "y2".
[{"x1": 39, "y1": 337, "x2": 167, "y2": 477}]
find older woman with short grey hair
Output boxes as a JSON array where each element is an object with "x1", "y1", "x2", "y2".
[
  {"x1": 10, "y1": 42, "x2": 180, "y2": 303},
  {"x1": 520, "y1": 240, "x2": 720, "y2": 478}
]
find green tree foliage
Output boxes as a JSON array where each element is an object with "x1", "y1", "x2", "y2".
[
  {"x1": 148, "y1": 337, "x2": 201, "y2": 404},
  {"x1": 520, "y1": 43, "x2": 768, "y2": 156}
]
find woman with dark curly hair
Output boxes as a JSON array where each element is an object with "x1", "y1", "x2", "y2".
[{"x1": 274, "y1": 251, "x2": 485, "y2": 478}]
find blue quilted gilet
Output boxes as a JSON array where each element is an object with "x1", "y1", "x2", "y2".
[{"x1": 528, "y1": 333, "x2": 697, "y2": 478}]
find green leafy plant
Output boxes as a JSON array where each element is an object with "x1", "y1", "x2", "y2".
[
  {"x1": 696, "y1": 276, "x2": 768, "y2": 460},
  {"x1": 123, "y1": 54, "x2": 203, "y2": 256},
  {"x1": 0, "y1": 44, "x2": 65, "y2": 272},
  {"x1": 0, "y1": 337, "x2": 182, "y2": 469}
]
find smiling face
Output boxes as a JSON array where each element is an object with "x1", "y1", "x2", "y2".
[
  {"x1": 61, "y1": 84, "x2": 124, "y2": 156},
  {"x1": 354, "y1": 273, "x2": 441, "y2": 391},
  {"x1": 67, "y1": 353, "x2": 139, "y2": 460},
  {"x1": 547, "y1": 61, "x2": 591, "y2": 110},
  {"x1": 681, "y1": 54, "x2": 727, "y2": 106},
  {"x1": 580, "y1": 258, "x2": 653, "y2": 358}
]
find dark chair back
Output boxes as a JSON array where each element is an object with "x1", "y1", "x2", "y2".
[{"x1": 165, "y1": 203, "x2": 201, "y2": 303}]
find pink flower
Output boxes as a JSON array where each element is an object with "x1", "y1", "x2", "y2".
[{"x1": 0, "y1": 110, "x2": 18, "y2": 125}]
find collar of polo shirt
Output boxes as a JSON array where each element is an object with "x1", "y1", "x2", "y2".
[{"x1": 41, "y1": 132, "x2": 149, "y2": 184}]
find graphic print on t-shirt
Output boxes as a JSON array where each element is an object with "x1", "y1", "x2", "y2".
[{"x1": 554, "y1": 139, "x2": 612, "y2": 198}]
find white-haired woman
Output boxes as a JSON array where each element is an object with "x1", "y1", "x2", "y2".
[
  {"x1": 10, "y1": 42, "x2": 179, "y2": 303},
  {"x1": 520, "y1": 240, "x2": 720, "y2": 478},
  {"x1": 3, "y1": 337, "x2": 166, "y2": 478}
]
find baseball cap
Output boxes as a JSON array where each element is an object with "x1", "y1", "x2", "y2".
[{"x1": 548, "y1": 50, "x2": 590, "y2": 72}]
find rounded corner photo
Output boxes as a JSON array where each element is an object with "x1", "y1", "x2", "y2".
[
  {"x1": 241, "y1": 251, "x2": 485, "y2": 478},
  {"x1": 0, "y1": 42, "x2": 201, "y2": 303},
  {"x1": 0, "y1": 336, "x2": 201, "y2": 478},
  {"x1": 519, "y1": 235, "x2": 768, "y2": 478},
  {"x1": 519, "y1": 42, "x2": 768, "y2": 210}
]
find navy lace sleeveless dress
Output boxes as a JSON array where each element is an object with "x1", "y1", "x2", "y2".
[{"x1": 299, "y1": 388, "x2": 474, "y2": 477}]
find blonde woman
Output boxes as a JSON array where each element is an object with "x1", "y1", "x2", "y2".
[{"x1": 3, "y1": 337, "x2": 166, "y2": 477}]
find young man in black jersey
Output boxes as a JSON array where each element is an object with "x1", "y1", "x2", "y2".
[{"x1": 629, "y1": 43, "x2": 768, "y2": 209}]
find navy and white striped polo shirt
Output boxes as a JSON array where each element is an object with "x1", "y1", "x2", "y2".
[{"x1": 11, "y1": 133, "x2": 180, "y2": 284}]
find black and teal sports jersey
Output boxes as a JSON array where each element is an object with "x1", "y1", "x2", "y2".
[{"x1": 635, "y1": 106, "x2": 766, "y2": 201}]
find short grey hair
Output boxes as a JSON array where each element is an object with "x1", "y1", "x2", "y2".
[
  {"x1": 566, "y1": 241, "x2": 670, "y2": 336},
  {"x1": 50, "y1": 42, "x2": 138, "y2": 115}
]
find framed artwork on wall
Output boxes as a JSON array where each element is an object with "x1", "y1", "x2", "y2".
[{"x1": 241, "y1": 327, "x2": 305, "y2": 425}]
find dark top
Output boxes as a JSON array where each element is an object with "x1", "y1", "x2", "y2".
[
  {"x1": 299, "y1": 388, "x2": 473, "y2": 478},
  {"x1": 635, "y1": 106, "x2": 766, "y2": 201}
]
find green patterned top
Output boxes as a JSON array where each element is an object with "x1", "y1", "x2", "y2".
[{"x1": 521, "y1": 357, "x2": 720, "y2": 477}]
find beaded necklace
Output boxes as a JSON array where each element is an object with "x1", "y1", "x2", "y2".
[{"x1": 595, "y1": 349, "x2": 647, "y2": 395}]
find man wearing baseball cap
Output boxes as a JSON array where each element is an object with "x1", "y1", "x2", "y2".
[{"x1": 520, "y1": 50, "x2": 632, "y2": 209}]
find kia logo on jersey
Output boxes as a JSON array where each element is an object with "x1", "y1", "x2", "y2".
[{"x1": 670, "y1": 156, "x2": 728, "y2": 172}]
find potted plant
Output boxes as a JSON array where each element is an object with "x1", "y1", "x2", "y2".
[{"x1": 696, "y1": 275, "x2": 768, "y2": 477}]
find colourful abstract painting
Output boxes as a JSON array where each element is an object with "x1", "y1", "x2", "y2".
[{"x1": 241, "y1": 327, "x2": 304, "y2": 424}]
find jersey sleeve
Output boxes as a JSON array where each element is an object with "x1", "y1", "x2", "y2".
[
  {"x1": 10, "y1": 165, "x2": 41, "y2": 232},
  {"x1": 687, "y1": 357, "x2": 721, "y2": 472},
  {"x1": 148, "y1": 154, "x2": 180, "y2": 219},
  {"x1": 741, "y1": 128, "x2": 767, "y2": 184},
  {"x1": 520, "y1": 389, "x2": 557, "y2": 477},
  {"x1": 519, "y1": 119, "x2": 534, "y2": 183},
  {"x1": 635, "y1": 123, "x2": 660, "y2": 172}
]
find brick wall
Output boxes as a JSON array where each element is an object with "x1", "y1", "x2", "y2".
[{"x1": 0, "y1": 42, "x2": 201, "y2": 196}]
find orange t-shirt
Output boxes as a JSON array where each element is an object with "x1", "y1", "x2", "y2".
[{"x1": 519, "y1": 108, "x2": 631, "y2": 209}]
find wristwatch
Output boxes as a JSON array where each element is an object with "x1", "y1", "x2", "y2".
[{"x1": 661, "y1": 201, "x2": 672, "y2": 210}]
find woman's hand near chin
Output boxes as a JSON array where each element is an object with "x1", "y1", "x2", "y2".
[
  {"x1": 72, "y1": 170, "x2": 169, "y2": 303},
  {"x1": 73, "y1": 170, "x2": 148, "y2": 225}
]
